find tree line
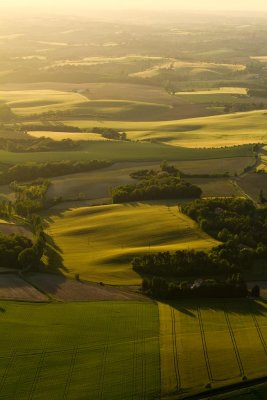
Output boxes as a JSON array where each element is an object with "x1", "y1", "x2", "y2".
[
  {"x1": 0, "y1": 160, "x2": 112, "y2": 185},
  {"x1": 142, "y1": 274, "x2": 248, "y2": 299},
  {"x1": 0, "y1": 137, "x2": 79, "y2": 153}
]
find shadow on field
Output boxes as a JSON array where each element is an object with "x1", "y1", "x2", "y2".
[
  {"x1": 44, "y1": 234, "x2": 68, "y2": 273},
  {"x1": 164, "y1": 298, "x2": 267, "y2": 317}
]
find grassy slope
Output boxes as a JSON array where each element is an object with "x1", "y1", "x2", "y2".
[
  {"x1": 45, "y1": 203, "x2": 219, "y2": 285},
  {"x1": 0, "y1": 301, "x2": 160, "y2": 400},
  {"x1": 159, "y1": 299, "x2": 267, "y2": 399},
  {"x1": 63, "y1": 109, "x2": 267, "y2": 148},
  {"x1": 0, "y1": 142, "x2": 253, "y2": 165},
  {"x1": 0, "y1": 89, "x2": 88, "y2": 115}
]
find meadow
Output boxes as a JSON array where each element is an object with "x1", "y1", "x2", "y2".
[
  {"x1": 0, "y1": 301, "x2": 160, "y2": 400},
  {"x1": 45, "y1": 202, "x2": 219, "y2": 285}
]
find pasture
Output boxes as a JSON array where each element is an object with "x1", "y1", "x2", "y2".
[
  {"x1": 45, "y1": 203, "x2": 219, "y2": 285},
  {"x1": 0, "y1": 301, "x2": 160, "y2": 400},
  {"x1": 159, "y1": 299, "x2": 267, "y2": 398}
]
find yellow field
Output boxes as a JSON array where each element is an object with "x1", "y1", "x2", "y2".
[
  {"x1": 250, "y1": 56, "x2": 267, "y2": 62},
  {"x1": 29, "y1": 131, "x2": 108, "y2": 141},
  {"x1": 0, "y1": 89, "x2": 88, "y2": 116},
  {"x1": 159, "y1": 299, "x2": 267, "y2": 398},
  {"x1": 130, "y1": 60, "x2": 245, "y2": 79},
  {"x1": 175, "y1": 87, "x2": 247, "y2": 95},
  {"x1": 46, "y1": 202, "x2": 218, "y2": 285},
  {"x1": 64, "y1": 109, "x2": 267, "y2": 148}
]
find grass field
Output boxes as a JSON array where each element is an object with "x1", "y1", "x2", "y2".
[
  {"x1": 45, "y1": 202, "x2": 219, "y2": 285},
  {"x1": 0, "y1": 301, "x2": 160, "y2": 400},
  {"x1": 0, "y1": 142, "x2": 253, "y2": 165},
  {"x1": 62, "y1": 109, "x2": 267, "y2": 147},
  {"x1": 159, "y1": 299, "x2": 267, "y2": 399}
]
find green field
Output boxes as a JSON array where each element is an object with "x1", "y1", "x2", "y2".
[
  {"x1": 45, "y1": 203, "x2": 219, "y2": 285},
  {"x1": 0, "y1": 142, "x2": 253, "y2": 165},
  {"x1": 159, "y1": 299, "x2": 267, "y2": 399},
  {"x1": 0, "y1": 301, "x2": 160, "y2": 400},
  {"x1": 2, "y1": 298, "x2": 267, "y2": 400}
]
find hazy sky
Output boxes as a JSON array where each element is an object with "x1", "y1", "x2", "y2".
[{"x1": 2, "y1": 0, "x2": 267, "y2": 12}]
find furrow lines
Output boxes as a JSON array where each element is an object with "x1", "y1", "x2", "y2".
[
  {"x1": 170, "y1": 307, "x2": 181, "y2": 392},
  {"x1": 224, "y1": 311, "x2": 244, "y2": 377},
  {"x1": 197, "y1": 308, "x2": 213, "y2": 381},
  {"x1": 251, "y1": 313, "x2": 267, "y2": 355},
  {"x1": 63, "y1": 346, "x2": 79, "y2": 400}
]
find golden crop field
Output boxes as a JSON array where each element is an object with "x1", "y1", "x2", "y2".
[{"x1": 45, "y1": 202, "x2": 219, "y2": 285}]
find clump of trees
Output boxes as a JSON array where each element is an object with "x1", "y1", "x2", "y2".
[
  {"x1": 112, "y1": 162, "x2": 202, "y2": 203},
  {"x1": 142, "y1": 274, "x2": 248, "y2": 299},
  {"x1": 0, "y1": 214, "x2": 46, "y2": 271},
  {"x1": 0, "y1": 137, "x2": 79, "y2": 153},
  {"x1": 0, "y1": 160, "x2": 112, "y2": 184},
  {"x1": 0, "y1": 233, "x2": 32, "y2": 269},
  {"x1": 10, "y1": 179, "x2": 51, "y2": 217},
  {"x1": 92, "y1": 127, "x2": 128, "y2": 141},
  {"x1": 181, "y1": 198, "x2": 267, "y2": 267}
]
